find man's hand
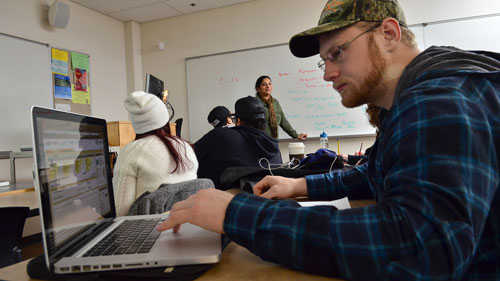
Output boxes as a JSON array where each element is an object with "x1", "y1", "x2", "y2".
[
  {"x1": 156, "y1": 188, "x2": 234, "y2": 234},
  {"x1": 253, "y1": 176, "x2": 308, "y2": 199}
]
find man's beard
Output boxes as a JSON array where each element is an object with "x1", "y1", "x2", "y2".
[{"x1": 341, "y1": 34, "x2": 387, "y2": 108}]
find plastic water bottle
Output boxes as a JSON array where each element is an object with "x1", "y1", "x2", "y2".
[{"x1": 320, "y1": 131, "x2": 329, "y2": 149}]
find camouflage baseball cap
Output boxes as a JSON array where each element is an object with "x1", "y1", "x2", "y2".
[{"x1": 289, "y1": 0, "x2": 407, "y2": 58}]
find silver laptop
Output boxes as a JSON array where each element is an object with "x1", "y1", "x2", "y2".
[{"x1": 30, "y1": 106, "x2": 221, "y2": 274}]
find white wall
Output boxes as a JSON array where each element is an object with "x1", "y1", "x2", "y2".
[
  {"x1": 0, "y1": 0, "x2": 128, "y2": 183},
  {"x1": 399, "y1": 0, "x2": 500, "y2": 24},
  {"x1": 140, "y1": 0, "x2": 375, "y2": 156},
  {"x1": 139, "y1": 0, "x2": 500, "y2": 158}
]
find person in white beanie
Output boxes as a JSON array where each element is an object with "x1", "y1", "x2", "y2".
[{"x1": 112, "y1": 91, "x2": 198, "y2": 216}]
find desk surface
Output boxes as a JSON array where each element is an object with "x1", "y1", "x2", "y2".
[
  {"x1": 0, "y1": 242, "x2": 343, "y2": 281},
  {"x1": 0, "y1": 188, "x2": 372, "y2": 214},
  {"x1": 0, "y1": 188, "x2": 37, "y2": 210},
  {"x1": 0, "y1": 188, "x2": 373, "y2": 281}
]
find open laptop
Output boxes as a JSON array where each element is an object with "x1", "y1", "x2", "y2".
[{"x1": 31, "y1": 106, "x2": 221, "y2": 274}]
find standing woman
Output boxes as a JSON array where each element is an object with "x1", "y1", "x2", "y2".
[
  {"x1": 112, "y1": 91, "x2": 198, "y2": 216},
  {"x1": 254, "y1": 75, "x2": 307, "y2": 140}
]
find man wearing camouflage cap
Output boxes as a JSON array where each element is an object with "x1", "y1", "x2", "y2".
[{"x1": 157, "y1": 1, "x2": 500, "y2": 280}]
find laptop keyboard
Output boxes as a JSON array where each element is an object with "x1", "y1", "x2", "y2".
[{"x1": 83, "y1": 218, "x2": 163, "y2": 257}]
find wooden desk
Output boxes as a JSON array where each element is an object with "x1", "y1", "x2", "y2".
[
  {"x1": 0, "y1": 187, "x2": 38, "y2": 218},
  {"x1": 0, "y1": 188, "x2": 37, "y2": 211},
  {"x1": 0, "y1": 188, "x2": 41, "y2": 237},
  {"x1": 0, "y1": 243, "x2": 343, "y2": 281},
  {"x1": 0, "y1": 188, "x2": 371, "y2": 281}
]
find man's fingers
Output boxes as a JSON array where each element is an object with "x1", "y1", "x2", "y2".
[
  {"x1": 253, "y1": 182, "x2": 267, "y2": 196},
  {"x1": 253, "y1": 176, "x2": 276, "y2": 196},
  {"x1": 173, "y1": 224, "x2": 182, "y2": 233},
  {"x1": 156, "y1": 209, "x2": 191, "y2": 232}
]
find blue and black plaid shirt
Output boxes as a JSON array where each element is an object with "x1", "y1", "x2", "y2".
[{"x1": 224, "y1": 47, "x2": 500, "y2": 280}]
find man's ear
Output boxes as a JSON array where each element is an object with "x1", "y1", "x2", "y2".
[{"x1": 379, "y1": 18, "x2": 401, "y2": 52}]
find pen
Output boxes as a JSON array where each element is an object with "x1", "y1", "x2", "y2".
[
  {"x1": 337, "y1": 138, "x2": 340, "y2": 154},
  {"x1": 358, "y1": 142, "x2": 363, "y2": 155}
]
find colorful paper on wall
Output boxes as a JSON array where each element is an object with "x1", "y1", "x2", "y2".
[
  {"x1": 72, "y1": 85, "x2": 90, "y2": 104},
  {"x1": 54, "y1": 74, "x2": 72, "y2": 99},
  {"x1": 71, "y1": 52, "x2": 89, "y2": 70},
  {"x1": 74, "y1": 68, "x2": 87, "y2": 92},
  {"x1": 51, "y1": 48, "x2": 69, "y2": 75}
]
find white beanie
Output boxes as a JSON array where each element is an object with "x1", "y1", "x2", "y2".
[{"x1": 124, "y1": 91, "x2": 169, "y2": 134}]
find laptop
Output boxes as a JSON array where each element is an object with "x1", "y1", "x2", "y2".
[{"x1": 30, "y1": 106, "x2": 221, "y2": 274}]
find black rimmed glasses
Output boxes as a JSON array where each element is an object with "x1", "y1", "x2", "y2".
[{"x1": 318, "y1": 24, "x2": 380, "y2": 72}]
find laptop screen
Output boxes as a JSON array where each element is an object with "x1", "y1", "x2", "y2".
[{"x1": 32, "y1": 107, "x2": 115, "y2": 254}]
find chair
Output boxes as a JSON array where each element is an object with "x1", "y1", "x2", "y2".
[
  {"x1": 175, "y1": 118, "x2": 183, "y2": 138},
  {"x1": 0, "y1": 206, "x2": 29, "y2": 268}
]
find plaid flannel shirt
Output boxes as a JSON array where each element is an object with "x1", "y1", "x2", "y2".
[{"x1": 224, "y1": 49, "x2": 500, "y2": 280}]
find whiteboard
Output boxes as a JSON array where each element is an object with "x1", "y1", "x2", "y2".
[
  {"x1": 184, "y1": 13, "x2": 500, "y2": 142},
  {"x1": 186, "y1": 44, "x2": 376, "y2": 142},
  {"x1": 423, "y1": 14, "x2": 500, "y2": 52},
  {"x1": 0, "y1": 33, "x2": 52, "y2": 150}
]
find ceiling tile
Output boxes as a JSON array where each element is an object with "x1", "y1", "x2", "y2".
[
  {"x1": 162, "y1": 0, "x2": 222, "y2": 14},
  {"x1": 71, "y1": 0, "x2": 159, "y2": 14},
  {"x1": 216, "y1": 0, "x2": 253, "y2": 5},
  {"x1": 71, "y1": 0, "x2": 256, "y2": 23},
  {"x1": 108, "y1": 2, "x2": 182, "y2": 23}
]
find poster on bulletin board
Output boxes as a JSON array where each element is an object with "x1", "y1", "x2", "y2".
[{"x1": 51, "y1": 47, "x2": 91, "y2": 115}]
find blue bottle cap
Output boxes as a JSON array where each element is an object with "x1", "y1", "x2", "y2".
[{"x1": 320, "y1": 131, "x2": 327, "y2": 138}]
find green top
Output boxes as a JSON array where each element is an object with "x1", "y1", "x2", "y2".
[{"x1": 254, "y1": 95, "x2": 298, "y2": 139}]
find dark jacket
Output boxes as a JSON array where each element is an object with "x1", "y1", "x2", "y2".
[
  {"x1": 254, "y1": 95, "x2": 298, "y2": 139},
  {"x1": 194, "y1": 126, "x2": 282, "y2": 189}
]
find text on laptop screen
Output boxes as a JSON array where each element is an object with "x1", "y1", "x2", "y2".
[{"x1": 35, "y1": 116, "x2": 112, "y2": 248}]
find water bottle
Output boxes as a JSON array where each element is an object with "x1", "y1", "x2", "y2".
[{"x1": 320, "y1": 131, "x2": 329, "y2": 149}]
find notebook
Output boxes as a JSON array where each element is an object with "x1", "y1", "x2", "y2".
[{"x1": 30, "y1": 106, "x2": 221, "y2": 274}]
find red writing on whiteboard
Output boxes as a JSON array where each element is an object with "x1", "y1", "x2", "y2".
[
  {"x1": 299, "y1": 77, "x2": 320, "y2": 82},
  {"x1": 299, "y1": 68, "x2": 317, "y2": 74},
  {"x1": 219, "y1": 77, "x2": 239, "y2": 86},
  {"x1": 279, "y1": 72, "x2": 290, "y2": 77},
  {"x1": 305, "y1": 83, "x2": 330, "y2": 88}
]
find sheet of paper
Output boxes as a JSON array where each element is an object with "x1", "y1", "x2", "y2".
[
  {"x1": 72, "y1": 85, "x2": 90, "y2": 104},
  {"x1": 71, "y1": 52, "x2": 89, "y2": 70},
  {"x1": 54, "y1": 74, "x2": 72, "y2": 99},
  {"x1": 55, "y1": 103, "x2": 71, "y2": 112},
  {"x1": 298, "y1": 197, "x2": 351, "y2": 210},
  {"x1": 51, "y1": 48, "x2": 69, "y2": 75}
]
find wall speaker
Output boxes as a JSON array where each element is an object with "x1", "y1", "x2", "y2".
[{"x1": 48, "y1": 1, "x2": 70, "y2": 29}]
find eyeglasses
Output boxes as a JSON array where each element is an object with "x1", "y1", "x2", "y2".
[{"x1": 318, "y1": 24, "x2": 380, "y2": 72}]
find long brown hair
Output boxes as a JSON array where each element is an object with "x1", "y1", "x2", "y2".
[{"x1": 135, "y1": 123, "x2": 193, "y2": 173}]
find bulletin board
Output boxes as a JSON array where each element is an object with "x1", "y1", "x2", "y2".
[{"x1": 51, "y1": 47, "x2": 91, "y2": 115}]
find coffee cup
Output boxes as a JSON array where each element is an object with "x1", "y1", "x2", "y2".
[{"x1": 288, "y1": 142, "x2": 305, "y2": 161}]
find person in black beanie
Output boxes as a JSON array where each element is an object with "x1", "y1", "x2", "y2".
[{"x1": 195, "y1": 97, "x2": 282, "y2": 189}]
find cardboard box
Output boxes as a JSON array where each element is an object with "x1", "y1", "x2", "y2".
[{"x1": 107, "y1": 121, "x2": 135, "y2": 147}]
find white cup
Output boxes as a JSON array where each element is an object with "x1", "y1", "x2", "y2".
[{"x1": 288, "y1": 142, "x2": 305, "y2": 161}]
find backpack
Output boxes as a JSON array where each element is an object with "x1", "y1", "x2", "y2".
[{"x1": 299, "y1": 148, "x2": 344, "y2": 171}]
